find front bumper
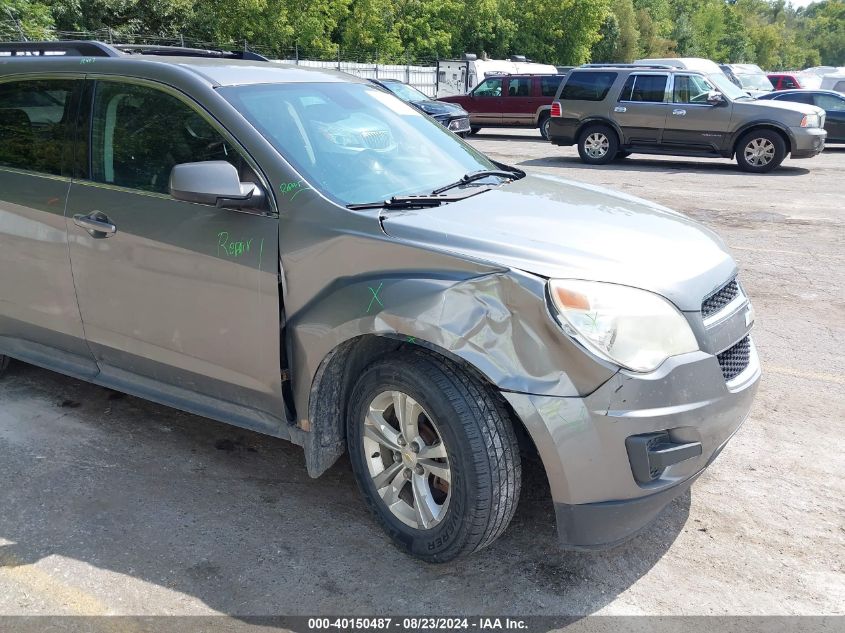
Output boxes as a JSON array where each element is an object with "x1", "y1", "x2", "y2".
[
  {"x1": 504, "y1": 340, "x2": 760, "y2": 550},
  {"x1": 790, "y1": 126, "x2": 826, "y2": 158}
]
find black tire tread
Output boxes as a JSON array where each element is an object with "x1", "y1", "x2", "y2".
[{"x1": 349, "y1": 349, "x2": 521, "y2": 560}]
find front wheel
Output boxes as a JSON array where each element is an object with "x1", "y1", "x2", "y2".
[
  {"x1": 736, "y1": 129, "x2": 786, "y2": 173},
  {"x1": 347, "y1": 351, "x2": 521, "y2": 562},
  {"x1": 577, "y1": 124, "x2": 619, "y2": 165},
  {"x1": 468, "y1": 126, "x2": 481, "y2": 135}
]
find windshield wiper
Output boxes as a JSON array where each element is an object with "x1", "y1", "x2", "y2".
[
  {"x1": 347, "y1": 192, "x2": 481, "y2": 211},
  {"x1": 431, "y1": 169, "x2": 521, "y2": 195}
]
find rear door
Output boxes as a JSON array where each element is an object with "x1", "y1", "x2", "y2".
[
  {"x1": 65, "y1": 78, "x2": 285, "y2": 428},
  {"x1": 465, "y1": 77, "x2": 504, "y2": 125},
  {"x1": 0, "y1": 76, "x2": 97, "y2": 375},
  {"x1": 500, "y1": 76, "x2": 534, "y2": 126},
  {"x1": 661, "y1": 73, "x2": 733, "y2": 152},
  {"x1": 814, "y1": 92, "x2": 845, "y2": 141},
  {"x1": 612, "y1": 72, "x2": 670, "y2": 146}
]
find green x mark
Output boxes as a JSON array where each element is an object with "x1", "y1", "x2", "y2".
[{"x1": 366, "y1": 283, "x2": 384, "y2": 313}]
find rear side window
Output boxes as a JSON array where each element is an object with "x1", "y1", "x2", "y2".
[
  {"x1": 540, "y1": 76, "x2": 563, "y2": 97},
  {"x1": 782, "y1": 77, "x2": 798, "y2": 89},
  {"x1": 90, "y1": 81, "x2": 242, "y2": 194},
  {"x1": 0, "y1": 79, "x2": 75, "y2": 176},
  {"x1": 505, "y1": 78, "x2": 531, "y2": 97},
  {"x1": 618, "y1": 74, "x2": 668, "y2": 103},
  {"x1": 559, "y1": 72, "x2": 617, "y2": 101}
]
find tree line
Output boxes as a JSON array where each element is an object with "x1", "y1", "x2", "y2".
[{"x1": 2, "y1": 0, "x2": 843, "y2": 69}]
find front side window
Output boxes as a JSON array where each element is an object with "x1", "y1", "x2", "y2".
[
  {"x1": 220, "y1": 82, "x2": 497, "y2": 206},
  {"x1": 560, "y1": 72, "x2": 617, "y2": 101},
  {"x1": 91, "y1": 81, "x2": 241, "y2": 194},
  {"x1": 505, "y1": 78, "x2": 531, "y2": 97},
  {"x1": 782, "y1": 77, "x2": 798, "y2": 89},
  {"x1": 473, "y1": 78, "x2": 503, "y2": 97},
  {"x1": 672, "y1": 74, "x2": 713, "y2": 104},
  {"x1": 540, "y1": 76, "x2": 563, "y2": 97},
  {"x1": 815, "y1": 93, "x2": 845, "y2": 111},
  {"x1": 776, "y1": 93, "x2": 814, "y2": 105},
  {"x1": 0, "y1": 79, "x2": 75, "y2": 175}
]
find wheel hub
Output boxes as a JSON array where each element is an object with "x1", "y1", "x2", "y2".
[{"x1": 361, "y1": 390, "x2": 452, "y2": 530}]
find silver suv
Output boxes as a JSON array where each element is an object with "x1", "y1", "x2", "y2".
[
  {"x1": 0, "y1": 41, "x2": 760, "y2": 561},
  {"x1": 549, "y1": 65, "x2": 826, "y2": 172}
]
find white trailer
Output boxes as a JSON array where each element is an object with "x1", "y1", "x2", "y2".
[{"x1": 435, "y1": 54, "x2": 557, "y2": 97}]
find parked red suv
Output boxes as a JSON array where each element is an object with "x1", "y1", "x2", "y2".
[
  {"x1": 438, "y1": 73, "x2": 567, "y2": 139},
  {"x1": 768, "y1": 73, "x2": 820, "y2": 91}
]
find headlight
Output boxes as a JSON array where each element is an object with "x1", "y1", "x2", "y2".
[
  {"x1": 548, "y1": 280, "x2": 699, "y2": 372},
  {"x1": 800, "y1": 114, "x2": 820, "y2": 128}
]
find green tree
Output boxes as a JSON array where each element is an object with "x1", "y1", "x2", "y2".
[{"x1": 1, "y1": 0, "x2": 55, "y2": 39}]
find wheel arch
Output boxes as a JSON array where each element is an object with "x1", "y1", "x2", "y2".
[
  {"x1": 575, "y1": 117, "x2": 624, "y2": 145},
  {"x1": 302, "y1": 333, "x2": 539, "y2": 480},
  {"x1": 731, "y1": 122, "x2": 793, "y2": 156}
]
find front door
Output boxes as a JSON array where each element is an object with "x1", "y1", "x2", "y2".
[
  {"x1": 661, "y1": 73, "x2": 733, "y2": 153},
  {"x1": 466, "y1": 77, "x2": 504, "y2": 125},
  {"x1": 65, "y1": 79, "x2": 284, "y2": 427},
  {"x1": 612, "y1": 72, "x2": 670, "y2": 146},
  {"x1": 814, "y1": 92, "x2": 845, "y2": 142}
]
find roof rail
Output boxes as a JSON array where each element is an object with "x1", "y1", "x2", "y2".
[
  {"x1": 0, "y1": 40, "x2": 121, "y2": 57},
  {"x1": 580, "y1": 63, "x2": 673, "y2": 70},
  {"x1": 114, "y1": 44, "x2": 269, "y2": 62}
]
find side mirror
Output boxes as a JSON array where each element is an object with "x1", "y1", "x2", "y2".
[
  {"x1": 707, "y1": 91, "x2": 726, "y2": 106},
  {"x1": 169, "y1": 161, "x2": 265, "y2": 210}
]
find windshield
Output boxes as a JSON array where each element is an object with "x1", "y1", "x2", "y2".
[
  {"x1": 708, "y1": 73, "x2": 751, "y2": 100},
  {"x1": 736, "y1": 73, "x2": 774, "y2": 91},
  {"x1": 381, "y1": 81, "x2": 430, "y2": 103},
  {"x1": 220, "y1": 83, "x2": 496, "y2": 206}
]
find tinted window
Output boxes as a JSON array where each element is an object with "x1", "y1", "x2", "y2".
[
  {"x1": 473, "y1": 78, "x2": 503, "y2": 97},
  {"x1": 560, "y1": 72, "x2": 617, "y2": 101},
  {"x1": 91, "y1": 82, "x2": 241, "y2": 194},
  {"x1": 775, "y1": 93, "x2": 814, "y2": 105},
  {"x1": 834, "y1": 81, "x2": 845, "y2": 93},
  {"x1": 540, "y1": 76, "x2": 563, "y2": 97},
  {"x1": 815, "y1": 93, "x2": 845, "y2": 111},
  {"x1": 629, "y1": 75, "x2": 668, "y2": 102},
  {"x1": 782, "y1": 77, "x2": 798, "y2": 89},
  {"x1": 505, "y1": 78, "x2": 531, "y2": 97},
  {"x1": 0, "y1": 79, "x2": 75, "y2": 175},
  {"x1": 673, "y1": 74, "x2": 713, "y2": 104}
]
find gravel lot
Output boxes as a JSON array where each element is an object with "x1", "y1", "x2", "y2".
[{"x1": 1, "y1": 129, "x2": 842, "y2": 620}]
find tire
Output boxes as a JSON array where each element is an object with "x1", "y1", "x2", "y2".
[
  {"x1": 577, "y1": 124, "x2": 619, "y2": 165},
  {"x1": 735, "y1": 129, "x2": 786, "y2": 173},
  {"x1": 0, "y1": 355, "x2": 9, "y2": 376},
  {"x1": 539, "y1": 114, "x2": 552, "y2": 141},
  {"x1": 346, "y1": 350, "x2": 521, "y2": 562},
  {"x1": 468, "y1": 126, "x2": 480, "y2": 135}
]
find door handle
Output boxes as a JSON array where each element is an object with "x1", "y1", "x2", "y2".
[
  {"x1": 672, "y1": 109, "x2": 687, "y2": 116},
  {"x1": 614, "y1": 106, "x2": 627, "y2": 113},
  {"x1": 73, "y1": 212, "x2": 117, "y2": 238}
]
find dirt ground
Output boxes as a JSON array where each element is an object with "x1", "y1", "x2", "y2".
[{"x1": 0, "y1": 130, "x2": 842, "y2": 619}]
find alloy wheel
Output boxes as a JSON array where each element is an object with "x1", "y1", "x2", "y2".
[
  {"x1": 361, "y1": 390, "x2": 451, "y2": 530},
  {"x1": 584, "y1": 132, "x2": 610, "y2": 159},
  {"x1": 744, "y1": 138, "x2": 776, "y2": 167}
]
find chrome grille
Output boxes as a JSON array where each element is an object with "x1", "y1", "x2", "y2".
[
  {"x1": 362, "y1": 130, "x2": 391, "y2": 149},
  {"x1": 717, "y1": 336, "x2": 751, "y2": 382},
  {"x1": 702, "y1": 279, "x2": 739, "y2": 319}
]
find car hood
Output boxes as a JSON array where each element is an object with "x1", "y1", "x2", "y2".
[
  {"x1": 415, "y1": 99, "x2": 468, "y2": 117},
  {"x1": 381, "y1": 174, "x2": 736, "y2": 311},
  {"x1": 736, "y1": 97, "x2": 823, "y2": 118}
]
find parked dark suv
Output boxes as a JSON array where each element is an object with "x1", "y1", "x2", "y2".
[
  {"x1": 439, "y1": 73, "x2": 568, "y2": 139},
  {"x1": 548, "y1": 65, "x2": 827, "y2": 172}
]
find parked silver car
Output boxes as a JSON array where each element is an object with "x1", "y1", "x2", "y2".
[{"x1": 0, "y1": 41, "x2": 760, "y2": 562}]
